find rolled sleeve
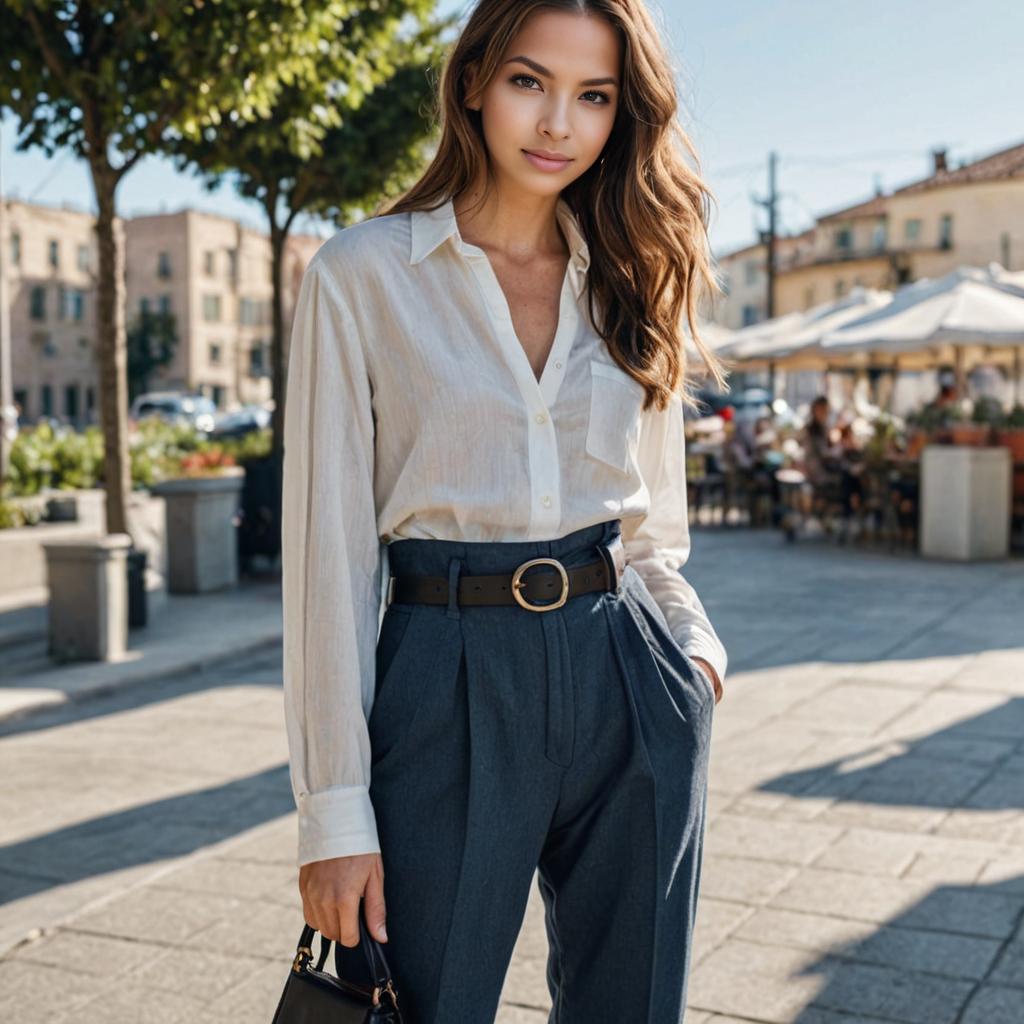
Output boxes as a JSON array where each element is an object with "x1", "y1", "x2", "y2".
[{"x1": 621, "y1": 393, "x2": 728, "y2": 687}]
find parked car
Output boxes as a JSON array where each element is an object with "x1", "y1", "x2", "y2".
[
  {"x1": 2, "y1": 402, "x2": 20, "y2": 444},
  {"x1": 211, "y1": 405, "x2": 271, "y2": 439},
  {"x1": 130, "y1": 392, "x2": 217, "y2": 434}
]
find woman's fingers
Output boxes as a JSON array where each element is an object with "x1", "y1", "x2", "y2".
[
  {"x1": 297, "y1": 853, "x2": 386, "y2": 948},
  {"x1": 363, "y1": 856, "x2": 388, "y2": 943}
]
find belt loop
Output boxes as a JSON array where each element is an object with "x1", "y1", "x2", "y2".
[
  {"x1": 446, "y1": 556, "x2": 463, "y2": 619},
  {"x1": 597, "y1": 518, "x2": 622, "y2": 593}
]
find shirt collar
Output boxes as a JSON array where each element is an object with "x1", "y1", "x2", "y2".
[{"x1": 409, "y1": 195, "x2": 591, "y2": 295}]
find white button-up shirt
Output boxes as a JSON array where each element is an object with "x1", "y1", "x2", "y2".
[{"x1": 281, "y1": 195, "x2": 728, "y2": 867}]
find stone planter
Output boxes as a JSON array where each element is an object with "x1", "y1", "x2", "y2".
[
  {"x1": 948, "y1": 423, "x2": 992, "y2": 447},
  {"x1": 993, "y1": 428, "x2": 1024, "y2": 503},
  {"x1": 152, "y1": 469, "x2": 244, "y2": 593},
  {"x1": 42, "y1": 533, "x2": 132, "y2": 661},
  {"x1": 920, "y1": 445, "x2": 1011, "y2": 560}
]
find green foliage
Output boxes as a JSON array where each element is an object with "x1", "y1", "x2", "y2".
[
  {"x1": 0, "y1": 499, "x2": 41, "y2": 529},
  {"x1": 971, "y1": 394, "x2": 1007, "y2": 427},
  {"x1": 1007, "y1": 403, "x2": 1024, "y2": 428},
  {"x1": 6, "y1": 422, "x2": 104, "y2": 496},
  {"x1": 127, "y1": 310, "x2": 180, "y2": 402},
  {"x1": 3, "y1": 419, "x2": 271, "y2": 498}
]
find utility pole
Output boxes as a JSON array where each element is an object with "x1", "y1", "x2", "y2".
[
  {"x1": 0, "y1": 121, "x2": 13, "y2": 488},
  {"x1": 753, "y1": 150, "x2": 779, "y2": 396}
]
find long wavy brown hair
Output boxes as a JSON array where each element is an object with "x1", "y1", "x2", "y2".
[{"x1": 377, "y1": 0, "x2": 730, "y2": 413}]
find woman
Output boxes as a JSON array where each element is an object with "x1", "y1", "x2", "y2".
[{"x1": 281, "y1": 2, "x2": 730, "y2": 1020}]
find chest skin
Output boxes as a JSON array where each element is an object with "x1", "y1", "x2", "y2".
[{"x1": 486, "y1": 251, "x2": 571, "y2": 383}]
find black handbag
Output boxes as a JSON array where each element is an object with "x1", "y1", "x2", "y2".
[{"x1": 271, "y1": 902, "x2": 403, "y2": 1023}]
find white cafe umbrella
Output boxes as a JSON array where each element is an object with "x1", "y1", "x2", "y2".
[
  {"x1": 819, "y1": 265, "x2": 1024, "y2": 355},
  {"x1": 713, "y1": 286, "x2": 894, "y2": 371}
]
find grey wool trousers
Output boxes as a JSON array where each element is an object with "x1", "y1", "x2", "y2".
[{"x1": 340, "y1": 517, "x2": 714, "y2": 1023}]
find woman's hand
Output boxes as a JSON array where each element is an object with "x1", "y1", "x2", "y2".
[
  {"x1": 299, "y1": 852, "x2": 388, "y2": 947},
  {"x1": 690, "y1": 656, "x2": 723, "y2": 704}
]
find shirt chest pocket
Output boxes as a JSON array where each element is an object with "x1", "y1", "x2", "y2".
[{"x1": 585, "y1": 359, "x2": 645, "y2": 473}]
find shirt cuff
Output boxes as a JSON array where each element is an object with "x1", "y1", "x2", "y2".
[
  {"x1": 296, "y1": 783, "x2": 381, "y2": 867},
  {"x1": 681, "y1": 638, "x2": 728, "y2": 692}
]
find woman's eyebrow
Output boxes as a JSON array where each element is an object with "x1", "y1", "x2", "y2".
[{"x1": 503, "y1": 54, "x2": 618, "y2": 87}]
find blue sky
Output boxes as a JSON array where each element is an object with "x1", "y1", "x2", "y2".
[{"x1": 2, "y1": 0, "x2": 1021, "y2": 256}]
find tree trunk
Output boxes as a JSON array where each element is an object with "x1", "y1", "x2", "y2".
[
  {"x1": 269, "y1": 222, "x2": 288, "y2": 561},
  {"x1": 270, "y1": 224, "x2": 286, "y2": 471},
  {"x1": 92, "y1": 166, "x2": 132, "y2": 541}
]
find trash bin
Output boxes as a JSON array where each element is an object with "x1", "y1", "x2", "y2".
[{"x1": 127, "y1": 547, "x2": 148, "y2": 629}]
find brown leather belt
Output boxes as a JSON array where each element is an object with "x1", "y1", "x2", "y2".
[{"x1": 387, "y1": 535, "x2": 627, "y2": 612}]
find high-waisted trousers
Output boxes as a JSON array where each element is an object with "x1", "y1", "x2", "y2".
[{"x1": 344, "y1": 517, "x2": 715, "y2": 1023}]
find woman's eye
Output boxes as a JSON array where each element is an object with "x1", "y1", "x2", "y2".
[{"x1": 509, "y1": 74, "x2": 611, "y2": 105}]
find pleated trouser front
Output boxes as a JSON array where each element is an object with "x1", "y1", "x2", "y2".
[{"x1": 344, "y1": 517, "x2": 715, "y2": 1023}]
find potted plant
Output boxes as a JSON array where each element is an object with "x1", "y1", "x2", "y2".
[
  {"x1": 906, "y1": 402, "x2": 957, "y2": 450},
  {"x1": 151, "y1": 444, "x2": 244, "y2": 594},
  {"x1": 993, "y1": 402, "x2": 1024, "y2": 459}
]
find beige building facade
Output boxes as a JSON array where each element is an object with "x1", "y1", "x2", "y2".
[
  {"x1": 2, "y1": 199, "x2": 108, "y2": 425},
  {"x1": 712, "y1": 140, "x2": 1024, "y2": 326},
  {"x1": 1, "y1": 198, "x2": 324, "y2": 426}
]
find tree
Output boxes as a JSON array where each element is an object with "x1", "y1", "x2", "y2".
[
  {"x1": 127, "y1": 309, "x2": 178, "y2": 402},
  {"x1": 0, "y1": 1, "x2": 363, "y2": 539},
  {"x1": 166, "y1": 4, "x2": 452, "y2": 550}
]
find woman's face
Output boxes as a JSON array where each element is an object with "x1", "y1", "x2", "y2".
[{"x1": 466, "y1": 10, "x2": 621, "y2": 198}]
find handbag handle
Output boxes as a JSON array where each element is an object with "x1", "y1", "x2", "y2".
[{"x1": 293, "y1": 898, "x2": 396, "y2": 993}]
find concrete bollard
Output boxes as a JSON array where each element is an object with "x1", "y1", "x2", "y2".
[
  {"x1": 42, "y1": 533, "x2": 133, "y2": 662},
  {"x1": 920, "y1": 444, "x2": 1012, "y2": 560}
]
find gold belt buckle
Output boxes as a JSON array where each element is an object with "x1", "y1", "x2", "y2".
[{"x1": 511, "y1": 557, "x2": 569, "y2": 612}]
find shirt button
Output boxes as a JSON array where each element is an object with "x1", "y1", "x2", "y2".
[
  {"x1": 555, "y1": 361, "x2": 563, "y2": 369},
  {"x1": 541, "y1": 495, "x2": 552, "y2": 508},
  {"x1": 534, "y1": 412, "x2": 547, "y2": 424}
]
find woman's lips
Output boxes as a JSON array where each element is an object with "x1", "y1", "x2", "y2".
[{"x1": 522, "y1": 149, "x2": 572, "y2": 172}]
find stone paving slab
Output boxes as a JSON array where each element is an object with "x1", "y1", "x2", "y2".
[
  {"x1": 0, "y1": 577, "x2": 283, "y2": 724},
  {"x1": 0, "y1": 529, "x2": 1022, "y2": 1022}
]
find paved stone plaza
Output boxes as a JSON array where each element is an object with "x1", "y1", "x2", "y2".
[{"x1": 1, "y1": 528, "x2": 1022, "y2": 1023}]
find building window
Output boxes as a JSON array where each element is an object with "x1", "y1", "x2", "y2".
[
  {"x1": 939, "y1": 214, "x2": 954, "y2": 249},
  {"x1": 240, "y1": 297, "x2": 268, "y2": 325},
  {"x1": 65, "y1": 385, "x2": 79, "y2": 420},
  {"x1": 204, "y1": 250, "x2": 216, "y2": 276},
  {"x1": 30, "y1": 285, "x2": 46, "y2": 321},
  {"x1": 11, "y1": 232, "x2": 21, "y2": 266},
  {"x1": 72, "y1": 290, "x2": 85, "y2": 322},
  {"x1": 872, "y1": 220, "x2": 887, "y2": 251},
  {"x1": 48, "y1": 239, "x2": 60, "y2": 269},
  {"x1": 211, "y1": 384, "x2": 225, "y2": 408},
  {"x1": 249, "y1": 343, "x2": 266, "y2": 377},
  {"x1": 57, "y1": 284, "x2": 67, "y2": 321},
  {"x1": 227, "y1": 249, "x2": 238, "y2": 280},
  {"x1": 209, "y1": 342, "x2": 222, "y2": 365},
  {"x1": 202, "y1": 294, "x2": 222, "y2": 322},
  {"x1": 14, "y1": 389, "x2": 27, "y2": 415},
  {"x1": 140, "y1": 297, "x2": 150, "y2": 315},
  {"x1": 41, "y1": 384, "x2": 54, "y2": 417},
  {"x1": 835, "y1": 226, "x2": 853, "y2": 253},
  {"x1": 158, "y1": 294, "x2": 172, "y2": 314},
  {"x1": 904, "y1": 219, "x2": 921, "y2": 243},
  {"x1": 741, "y1": 304, "x2": 759, "y2": 327},
  {"x1": 86, "y1": 386, "x2": 95, "y2": 412},
  {"x1": 157, "y1": 251, "x2": 172, "y2": 278},
  {"x1": 77, "y1": 244, "x2": 91, "y2": 272}
]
